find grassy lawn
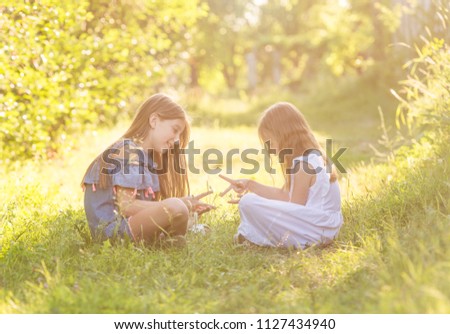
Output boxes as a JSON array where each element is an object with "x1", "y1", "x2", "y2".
[{"x1": 1, "y1": 85, "x2": 449, "y2": 313}]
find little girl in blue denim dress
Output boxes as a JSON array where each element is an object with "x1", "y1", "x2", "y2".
[{"x1": 81, "y1": 94, "x2": 213, "y2": 244}]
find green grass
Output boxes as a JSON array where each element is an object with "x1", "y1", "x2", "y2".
[
  {"x1": 1, "y1": 80, "x2": 449, "y2": 313},
  {"x1": 1, "y1": 132, "x2": 449, "y2": 313}
]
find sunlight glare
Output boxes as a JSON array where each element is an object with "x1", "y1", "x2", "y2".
[{"x1": 339, "y1": 0, "x2": 350, "y2": 9}]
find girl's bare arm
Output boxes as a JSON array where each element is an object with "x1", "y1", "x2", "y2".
[
  {"x1": 289, "y1": 161, "x2": 316, "y2": 205},
  {"x1": 246, "y1": 180, "x2": 290, "y2": 201},
  {"x1": 220, "y1": 161, "x2": 315, "y2": 204}
]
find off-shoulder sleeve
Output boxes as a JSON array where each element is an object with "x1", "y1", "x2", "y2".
[
  {"x1": 110, "y1": 140, "x2": 160, "y2": 191},
  {"x1": 83, "y1": 160, "x2": 100, "y2": 184}
]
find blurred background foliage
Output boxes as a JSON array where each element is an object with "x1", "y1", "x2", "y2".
[{"x1": 0, "y1": 0, "x2": 449, "y2": 161}]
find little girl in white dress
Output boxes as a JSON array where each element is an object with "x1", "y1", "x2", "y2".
[{"x1": 220, "y1": 102, "x2": 343, "y2": 249}]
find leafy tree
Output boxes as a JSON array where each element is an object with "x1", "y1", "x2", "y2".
[
  {"x1": 187, "y1": 0, "x2": 252, "y2": 91},
  {"x1": 0, "y1": 0, "x2": 203, "y2": 161}
]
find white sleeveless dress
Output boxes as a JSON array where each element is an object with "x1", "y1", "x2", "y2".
[{"x1": 237, "y1": 153, "x2": 343, "y2": 249}]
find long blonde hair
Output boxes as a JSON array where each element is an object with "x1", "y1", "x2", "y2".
[
  {"x1": 81, "y1": 93, "x2": 190, "y2": 199},
  {"x1": 258, "y1": 102, "x2": 337, "y2": 190}
]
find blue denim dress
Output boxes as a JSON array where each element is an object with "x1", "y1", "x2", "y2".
[{"x1": 83, "y1": 139, "x2": 160, "y2": 241}]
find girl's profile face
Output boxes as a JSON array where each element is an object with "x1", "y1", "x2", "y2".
[{"x1": 147, "y1": 116, "x2": 186, "y2": 152}]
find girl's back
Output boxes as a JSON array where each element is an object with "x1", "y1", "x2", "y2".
[{"x1": 290, "y1": 153, "x2": 341, "y2": 213}]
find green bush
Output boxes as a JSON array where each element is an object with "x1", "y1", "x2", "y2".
[{"x1": 0, "y1": 0, "x2": 203, "y2": 161}]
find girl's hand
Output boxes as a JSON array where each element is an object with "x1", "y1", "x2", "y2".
[
  {"x1": 194, "y1": 204, "x2": 215, "y2": 216},
  {"x1": 219, "y1": 175, "x2": 249, "y2": 196},
  {"x1": 227, "y1": 193, "x2": 244, "y2": 205},
  {"x1": 183, "y1": 191, "x2": 216, "y2": 215}
]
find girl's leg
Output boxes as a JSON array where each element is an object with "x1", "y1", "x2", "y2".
[
  {"x1": 128, "y1": 198, "x2": 189, "y2": 243},
  {"x1": 238, "y1": 193, "x2": 327, "y2": 249}
]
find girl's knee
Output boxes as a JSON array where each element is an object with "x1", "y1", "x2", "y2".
[
  {"x1": 238, "y1": 193, "x2": 259, "y2": 211},
  {"x1": 161, "y1": 198, "x2": 189, "y2": 223}
]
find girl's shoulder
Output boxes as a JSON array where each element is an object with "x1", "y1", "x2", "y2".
[
  {"x1": 108, "y1": 138, "x2": 151, "y2": 162},
  {"x1": 111, "y1": 138, "x2": 140, "y2": 151},
  {"x1": 292, "y1": 151, "x2": 324, "y2": 165}
]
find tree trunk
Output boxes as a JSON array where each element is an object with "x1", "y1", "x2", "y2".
[
  {"x1": 189, "y1": 58, "x2": 199, "y2": 88},
  {"x1": 222, "y1": 65, "x2": 237, "y2": 90}
]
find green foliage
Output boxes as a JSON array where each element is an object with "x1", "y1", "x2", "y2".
[
  {"x1": 396, "y1": 37, "x2": 450, "y2": 142},
  {"x1": 372, "y1": 25, "x2": 450, "y2": 159},
  {"x1": 0, "y1": 0, "x2": 204, "y2": 161},
  {"x1": 187, "y1": 0, "x2": 251, "y2": 91},
  {"x1": 2, "y1": 0, "x2": 446, "y2": 162},
  {"x1": 310, "y1": 1, "x2": 375, "y2": 77}
]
